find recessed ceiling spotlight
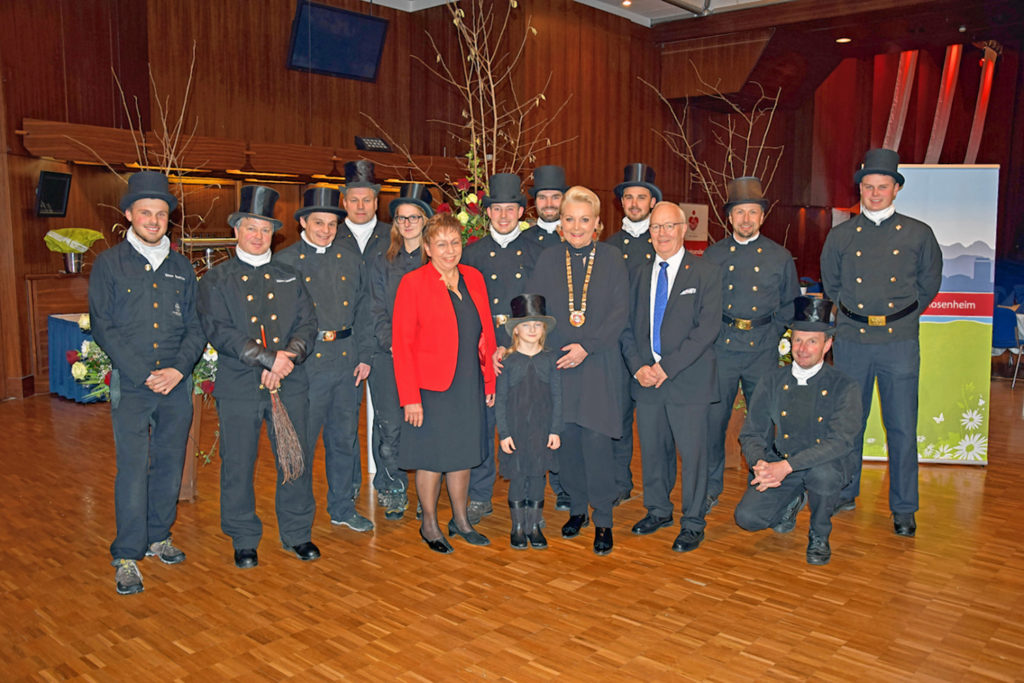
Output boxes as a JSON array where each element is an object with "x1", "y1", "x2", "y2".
[
  {"x1": 835, "y1": 37, "x2": 852, "y2": 44},
  {"x1": 622, "y1": 0, "x2": 632, "y2": 6}
]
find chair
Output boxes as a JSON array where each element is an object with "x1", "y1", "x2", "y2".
[{"x1": 992, "y1": 305, "x2": 1023, "y2": 388}]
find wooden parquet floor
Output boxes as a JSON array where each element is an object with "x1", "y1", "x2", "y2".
[{"x1": 1, "y1": 381, "x2": 1023, "y2": 681}]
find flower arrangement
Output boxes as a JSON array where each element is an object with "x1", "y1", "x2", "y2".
[
  {"x1": 436, "y1": 147, "x2": 490, "y2": 242},
  {"x1": 777, "y1": 329, "x2": 793, "y2": 366},
  {"x1": 68, "y1": 315, "x2": 113, "y2": 401},
  {"x1": 69, "y1": 315, "x2": 218, "y2": 401}
]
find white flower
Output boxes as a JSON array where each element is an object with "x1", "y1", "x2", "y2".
[
  {"x1": 978, "y1": 397, "x2": 985, "y2": 407},
  {"x1": 778, "y1": 338, "x2": 791, "y2": 356},
  {"x1": 78, "y1": 314, "x2": 90, "y2": 331},
  {"x1": 932, "y1": 413, "x2": 944, "y2": 424},
  {"x1": 202, "y1": 344, "x2": 218, "y2": 362},
  {"x1": 866, "y1": 438, "x2": 876, "y2": 444},
  {"x1": 953, "y1": 433, "x2": 988, "y2": 461},
  {"x1": 457, "y1": 210, "x2": 470, "y2": 225},
  {"x1": 518, "y1": 221, "x2": 530, "y2": 231},
  {"x1": 465, "y1": 193, "x2": 479, "y2": 205},
  {"x1": 917, "y1": 435, "x2": 926, "y2": 442},
  {"x1": 960, "y1": 409, "x2": 983, "y2": 431},
  {"x1": 81, "y1": 340, "x2": 91, "y2": 356},
  {"x1": 71, "y1": 361, "x2": 87, "y2": 381},
  {"x1": 933, "y1": 444, "x2": 953, "y2": 458}
]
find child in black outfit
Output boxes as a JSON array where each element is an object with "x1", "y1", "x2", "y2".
[{"x1": 496, "y1": 294, "x2": 563, "y2": 549}]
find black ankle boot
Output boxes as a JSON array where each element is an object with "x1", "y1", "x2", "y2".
[
  {"x1": 509, "y1": 500, "x2": 528, "y2": 549},
  {"x1": 524, "y1": 499, "x2": 547, "y2": 548}
]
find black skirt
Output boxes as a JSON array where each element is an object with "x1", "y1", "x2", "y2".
[{"x1": 398, "y1": 278, "x2": 485, "y2": 472}]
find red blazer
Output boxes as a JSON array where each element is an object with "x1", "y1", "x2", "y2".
[{"x1": 392, "y1": 263, "x2": 496, "y2": 407}]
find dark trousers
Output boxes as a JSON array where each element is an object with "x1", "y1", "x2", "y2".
[
  {"x1": 367, "y1": 352, "x2": 407, "y2": 493},
  {"x1": 547, "y1": 470, "x2": 565, "y2": 496},
  {"x1": 734, "y1": 457, "x2": 849, "y2": 538},
  {"x1": 308, "y1": 365, "x2": 362, "y2": 521},
  {"x1": 636, "y1": 400, "x2": 709, "y2": 532},
  {"x1": 611, "y1": 364, "x2": 635, "y2": 496},
  {"x1": 833, "y1": 338, "x2": 920, "y2": 513},
  {"x1": 508, "y1": 475, "x2": 545, "y2": 501},
  {"x1": 468, "y1": 404, "x2": 497, "y2": 503},
  {"x1": 216, "y1": 393, "x2": 315, "y2": 549},
  {"x1": 109, "y1": 375, "x2": 193, "y2": 560},
  {"x1": 559, "y1": 423, "x2": 616, "y2": 527},
  {"x1": 707, "y1": 346, "x2": 776, "y2": 500}
]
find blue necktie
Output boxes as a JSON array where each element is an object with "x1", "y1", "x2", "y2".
[{"x1": 653, "y1": 261, "x2": 668, "y2": 356}]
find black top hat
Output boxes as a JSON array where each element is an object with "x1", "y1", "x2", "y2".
[
  {"x1": 723, "y1": 176, "x2": 769, "y2": 213},
  {"x1": 389, "y1": 183, "x2": 434, "y2": 219},
  {"x1": 505, "y1": 293, "x2": 557, "y2": 337},
  {"x1": 529, "y1": 165, "x2": 568, "y2": 197},
  {"x1": 228, "y1": 185, "x2": 282, "y2": 231},
  {"x1": 853, "y1": 148, "x2": 905, "y2": 186},
  {"x1": 294, "y1": 185, "x2": 346, "y2": 221},
  {"x1": 614, "y1": 163, "x2": 662, "y2": 202},
  {"x1": 481, "y1": 173, "x2": 527, "y2": 209},
  {"x1": 343, "y1": 160, "x2": 381, "y2": 192},
  {"x1": 789, "y1": 296, "x2": 835, "y2": 333},
  {"x1": 119, "y1": 171, "x2": 179, "y2": 213}
]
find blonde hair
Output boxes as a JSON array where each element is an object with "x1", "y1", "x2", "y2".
[
  {"x1": 504, "y1": 321, "x2": 548, "y2": 358},
  {"x1": 386, "y1": 204, "x2": 427, "y2": 262},
  {"x1": 560, "y1": 186, "x2": 603, "y2": 238},
  {"x1": 421, "y1": 213, "x2": 463, "y2": 264}
]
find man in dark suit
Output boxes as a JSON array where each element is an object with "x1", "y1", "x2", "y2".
[
  {"x1": 89, "y1": 172, "x2": 206, "y2": 594},
  {"x1": 197, "y1": 186, "x2": 320, "y2": 569},
  {"x1": 276, "y1": 186, "x2": 375, "y2": 533},
  {"x1": 461, "y1": 173, "x2": 544, "y2": 523},
  {"x1": 337, "y1": 160, "x2": 392, "y2": 501},
  {"x1": 734, "y1": 297, "x2": 862, "y2": 565},
  {"x1": 621, "y1": 201, "x2": 722, "y2": 553}
]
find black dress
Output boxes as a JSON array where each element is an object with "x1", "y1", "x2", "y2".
[
  {"x1": 495, "y1": 350, "x2": 562, "y2": 478},
  {"x1": 398, "y1": 277, "x2": 485, "y2": 473}
]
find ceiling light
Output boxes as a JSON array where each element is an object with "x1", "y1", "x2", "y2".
[
  {"x1": 622, "y1": 0, "x2": 632, "y2": 6},
  {"x1": 835, "y1": 37, "x2": 852, "y2": 44}
]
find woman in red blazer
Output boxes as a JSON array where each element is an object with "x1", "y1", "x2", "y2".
[{"x1": 392, "y1": 213, "x2": 497, "y2": 553}]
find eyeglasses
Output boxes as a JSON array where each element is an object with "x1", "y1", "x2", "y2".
[
  {"x1": 649, "y1": 221, "x2": 684, "y2": 232},
  {"x1": 394, "y1": 215, "x2": 425, "y2": 225}
]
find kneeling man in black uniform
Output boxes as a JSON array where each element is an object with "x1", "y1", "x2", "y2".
[{"x1": 734, "y1": 297, "x2": 861, "y2": 565}]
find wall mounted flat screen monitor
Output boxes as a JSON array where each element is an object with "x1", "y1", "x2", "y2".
[
  {"x1": 36, "y1": 171, "x2": 72, "y2": 217},
  {"x1": 287, "y1": 1, "x2": 388, "y2": 82}
]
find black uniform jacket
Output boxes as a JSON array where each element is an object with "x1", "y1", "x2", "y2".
[
  {"x1": 606, "y1": 227, "x2": 655, "y2": 273},
  {"x1": 739, "y1": 363, "x2": 862, "y2": 472},
  {"x1": 820, "y1": 211, "x2": 942, "y2": 343},
  {"x1": 621, "y1": 252, "x2": 722, "y2": 405},
  {"x1": 368, "y1": 247, "x2": 422, "y2": 353},
  {"x1": 462, "y1": 232, "x2": 544, "y2": 347},
  {"x1": 703, "y1": 234, "x2": 799, "y2": 353},
  {"x1": 89, "y1": 240, "x2": 206, "y2": 388},
  {"x1": 337, "y1": 220, "x2": 391, "y2": 265},
  {"x1": 197, "y1": 257, "x2": 317, "y2": 400},
  {"x1": 275, "y1": 237, "x2": 374, "y2": 370},
  {"x1": 526, "y1": 241, "x2": 628, "y2": 439}
]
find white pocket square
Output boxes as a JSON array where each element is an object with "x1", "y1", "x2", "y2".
[{"x1": 680, "y1": 287, "x2": 696, "y2": 295}]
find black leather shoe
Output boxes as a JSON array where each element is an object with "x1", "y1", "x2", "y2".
[
  {"x1": 447, "y1": 519, "x2": 490, "y2": 546},
  {"x1": 807, "y1": 532, "x2": 831, "y2": 565},
  {"x1": 284, "y1": 541, "x2": 321, "y2": 561},
  {"x1": 234, "y1": 548, "x2": 258, "y2": 569},
  {"x1": 561, "y1": 514, "x2": 589, "y2": 538},
  {"x1": 419, "y1": 529, "x2": 453, "y2": 554},
  {"x1": 772, "y1": 491, "x2": 808, "y2": 533},
  {"x1": 631, "y1": 513, "x2": 673, "y2": 535},
  {"x1": 834, "y1": 499, "x2": 856, "y2": 514},
  {"x1": 893, "y1": 513, "x2": 916, "y2": 537},
  {"x1": 555, "y1": 492, "x2": 571, "y2": 511},
  {"x1": 593, "y1": 527, "x2": 613, "y2": 555},
  {"x1": 671, "y1": 528, "x2": 705, "y2": 553}
]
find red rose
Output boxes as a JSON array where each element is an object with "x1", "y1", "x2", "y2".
[
  {"x1": 170, "y1": 242, "x2": 180, "y2": 252},
  {"x1": 104, "y1": 372, "x2": 111, "y2": 385},
  {"x1": 66, "y1": 350, "x2": 79, "y2": 364},
  {"x1": 467, "y1": 235, "x2": 480, "y2": 244},
  {"x1": 467, "y1": 202, "x2": 480, "y2": 215},
  {"x1": 201, "y1": 380, "x2": 215, "y2": 395},
  {"x1": 437, "y1": 202, "x2": 452, "y2": 214},
  {"x1": 455, "y1": 178, "x2": 471, "y2": 191}
]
